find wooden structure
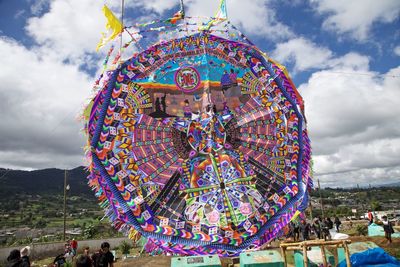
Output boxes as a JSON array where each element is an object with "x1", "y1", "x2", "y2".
[{"x1": 280, "y1": 239, "x2": 351, "y2": 267}]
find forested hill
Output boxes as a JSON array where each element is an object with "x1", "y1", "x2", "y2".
[{"x1": 0, "y1": 166, "x2": 93, "y2": 200}]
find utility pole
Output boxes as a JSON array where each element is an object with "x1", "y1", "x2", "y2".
[
  {"x1": 63, "y1": 169, "x2": 67, "y2": 241},
  {"x1": 308, "y1": 197, "x2": 314, "y2": 221},
  {"x1": 318, "y1": 179, "x2": 325, "y2": 218}
]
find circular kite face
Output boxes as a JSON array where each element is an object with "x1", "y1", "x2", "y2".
[
  {"x1": 86, "y1": 33, "x2": 311, "y2": 256},
  {"x1": 175, "y1": 67, "x2": 201, "y2": 93}
]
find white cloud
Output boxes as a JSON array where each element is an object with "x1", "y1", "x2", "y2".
[
  {"x1": 299, "y1": 54, "x2": 400, "y2": 186},
  {"x1": 25, "y1": 0, "x2": 105, "y2": 63},
  {"x1": 125, "y1": 0, "x2": 177, "y2": 15},
  {"x1": 310, "y1": 0, "x2": 400, "y2": 41},
  {"x1": 271, "y1": 37, "x2": 333, "y2": 72},
  {"x1": 394, "y1": 45, "x2": 400, "y2": 56},
  {"x1": 184, "y1": 0, "x2": 293, "y2": 40},
  {"x1": 121, "y1": 0, "x2": 293, "y2": 40},
  {"x1": 0, "y1": 37, "x2": 92, "y2": 169}
]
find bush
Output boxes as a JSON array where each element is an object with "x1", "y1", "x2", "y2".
[
  {"x1": 355, "y1": 224, "x2": 368, "y2": 236},
  {"x1": 34, "y1": 218, "x2": 47, "y2": 228},
  {"x1": 119, "y1": 240, "x2": 132, "y2": 256}
]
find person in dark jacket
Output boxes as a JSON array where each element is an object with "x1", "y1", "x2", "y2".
[
  {"x1": 382, "y1": 216, "x2": 394, "y2": 243},
  {"x1": 6, "y1": 249, "x2": 22, "y2": 267},
  {"x1": 334, "y1": 216, "x2": 342, "y2": 232},
  {"x1": 20, "y1": 246, "x2": 30, "y2": 267},
  {"x1": 326, "y1": 217, "x2": 333, "y2": 230},
  {"x1": 76, "y1": 255, "x2": 93, "y2": 267},
  {"x1": 300, "y1": 220, "x2": 311, "y2": 241},
  {"x1": 312, "y1": 218, "x2": 321, "y2": 239},
  {"x1": 92, "y1": 242, "x2": 114, "y2": 267}
]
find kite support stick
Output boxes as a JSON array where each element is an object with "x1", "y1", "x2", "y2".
[
  {"x1": 320, "y1": 245, "x2": 327, "y2": 267},
  {"x1": 302, "y1": 244, "x2": 308, "y2": 267},
  {"x1": 120, "y1": 0, "x2": 125, "y2": 58},
  {"x1": 344, "y1": 242, "x2": 351, "y2": 267},
  {"x1": 280, "y1": 246, "x2": 287, "y2": 267}
]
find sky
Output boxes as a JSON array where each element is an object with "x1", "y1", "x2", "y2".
[{"x1": 0, "y1": 0, "x2": 399, "y2": 188}]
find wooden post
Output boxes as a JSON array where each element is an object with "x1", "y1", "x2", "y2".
[
  {"x1": 320, "y1": 245, "x2": 327, "y2": 267},
  {"x1": 63, "y1": 169, "x2": 67, "y2": 241},
  {"x1": 281, "y1": 246, "x2": 287, "y2": 267},
  {"x1": 318, "y1": 179, "x2": 325, "y2": 218},
  {"x1": 279, "y1": 239, "x2": 352, "y2": 267},
  {"x1": 343, "y1": 242, "x2": 351, "y2": 267},
  {"x1": 302, "y1": 244, "x2": 308, "y2": 267},
  {"x1": 333, "y1": 244, "x2": 339, "y2": 266}
]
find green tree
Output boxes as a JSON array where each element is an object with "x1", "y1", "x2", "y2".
[
  {"x1": 34, "y1": 218, "x2": 47, "y2": 228},
  {"x1": 119, "y1": 240, "x2": 132, "y2": 257},
  {"x1": 83, "y1": 223, "x2": 97, "y2": 239},
  {"x1": 371, "y1": 200, "x2": 382, "y2": 211},
  {"x1": 355, "y1": 224, "x2": 368, "y2": 236}
]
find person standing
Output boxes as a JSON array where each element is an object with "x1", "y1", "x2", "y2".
[
  {"x1": 20, "y1": 246, "x2": 30, "y2": 267},
  {"x1": 293, "y1": 221, "x2": 300, "y2": 242},
  {"x1": 93, "y1": 242, "x2": 114, "y2": 267},
  {"x1": 76, "y1": 255, "x2": 93, "y2": 267},
  {"x1": 300, "y1": 220, "x2": 311, "y2": 241},
  {"x1": 367, "y1": 209, "x2": 374, "y2": 225},
  {"x1": 83, "y1": 247, "x2": 93, "y2": 266},
  {"x1": 220, "y1": 70, "x2": 231, "y2": 93},
  {"x1": 334, "y1": 216, "x2": 341, "y2": 232},
  {"x1": 155, "y1": 97, "x2": 161, "y2": 112},
  {"x1": 6, "y1": 249, "x2": 22, "y2": 267},
  {"x1": 229, "y1": 69, "x2": 238, "y2": 86},
  {"x1": 161, "y1": 93, "x2": 167, "y2": 113},
  {"x1": 312, "y1": 218, "x2": 321, "y2": 239},
  {"x1": 183, "y1": 99, "x2": 192, "y2": 118},
  {"x1": 70, "y1": 239, "x2": 78, "y2": 257},
  {"x1": 321, "y1": 218, "x2": 331, "y2": 240},
  {"x1": 326, "y1": 217, "x2": 333, "y2": 230},
  {"x1": 382, "y1": 216, "x2": 394, "y2": 244}
]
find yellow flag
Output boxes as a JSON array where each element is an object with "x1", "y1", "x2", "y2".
[
  {"x1": 96, "y1": 5, "x2": 123, "y2": 51},
  {"x1": 291, "y1": 210, "x2": 301, "y2": 221},
  {"x1": 83, "y1": 99, "x2": 94, "y2": 121}
]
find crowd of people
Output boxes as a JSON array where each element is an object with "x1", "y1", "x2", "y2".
[
  {"x1": 6, "y1": 241, "x2": 114, "y2": 267},
  {"x1": 5, "y1": 246, "x2": 31, "y2": 267},
  {"x1": 287, "y1": 216, "x2": 342, "y2": 242},
  {"x1": 52, "y1": 241, "x2": 114, "y2": 267}
]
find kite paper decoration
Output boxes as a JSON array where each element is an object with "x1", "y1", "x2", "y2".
[{"x1": 84, "y1": 5, "x2": 311, "y2": 257}]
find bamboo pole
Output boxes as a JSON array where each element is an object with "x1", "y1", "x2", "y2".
[
  {"x1": 344, "y1": 242, "x2": 351, "y2": 267},
  {"x1": 280, "y1": 246, "x2": 287, "y2": 267},
  {"x1": 63, "y1": 169, "x2": 67, "y2": 241},
  {"x1": 318, "y1": 179, "x2": 325, "y2": 218},
  {"x1": 333, "y1": 244, "x2": 339, "y2": 266},
  {"x1": 320, "y1": 245, "x2": 327, "y2": 267},
  {"x1": 280, "y1": 239, "x2": 351, "y2": 247},
  {"x1": 279, "y1": 239, "x2": 352, "y2": 266},
  {"x1": 302, "y1": 244, "x2": 308, "y2": 267},
  {"x1": 283, "y1": 246, "x2": 303, "y2": 251}
]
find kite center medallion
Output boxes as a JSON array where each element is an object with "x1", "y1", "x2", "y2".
[
  {"x1": 175, "y1": 67, "x2": 201, "y2": 93},
  {"x1": 187, "y1": 114, "x2": 226, "y2": 154}
]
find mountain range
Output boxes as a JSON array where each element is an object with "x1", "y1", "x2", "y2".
[
  {"x1": 0, "y1": 167, "x2": 399, "y2": 200},
  {"x1": 0, "y1": 166, "x2": 93, "y2": 200}
]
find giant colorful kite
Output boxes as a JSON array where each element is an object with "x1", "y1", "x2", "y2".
[{"x1": 84, "y1": 1, "x2": 312, "y2": 256}]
